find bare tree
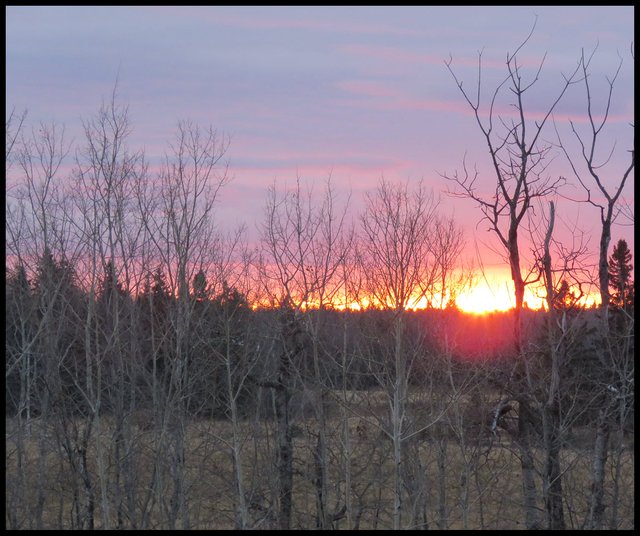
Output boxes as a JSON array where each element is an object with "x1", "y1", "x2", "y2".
[
  {"x1": 358, "y1": 178, "x2": 440, "y2": 529},
  {"x1": 432, "y1": 214, "x2": 472, "y2": 309},
  {"x1": 72, "y1": 84, "x2": 149, "y2": 529},
  {"x1": 539, "y1": 201, "x2": 566, "y2": 528},
  {"x1": 556, "y1": 45, "x2": 634, "y2": 312},
  {"x1": 5, "y1": 116, "x2": 80, "y2": 529},
  {"x1": 151, "y1": 120, "x2": 230, "y2": 529},
  {"x1": 188, "y1": 232, "x2": 259, "y2": 529},
  {"x1": 554, "y1": 45, "x2": 634, "y2": 529},
  {"x1": 6, "y1": 106, "x2": 27, "y2": 169},
  {"x1": 443, "y1": 20, "x2": 582, "y2": 528},
  {"x1": 258, "y1": 175, "x2": 350, "y2": 529}
]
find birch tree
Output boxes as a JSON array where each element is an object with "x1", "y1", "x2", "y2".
[
  {"x1": 358, "y1": 178, "x2": 439, "y2": 529},
  {"x1": 258, "y1": 175, "x2": 350, "y2": 529}
]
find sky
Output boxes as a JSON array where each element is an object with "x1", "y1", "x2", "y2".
[{"x1": 5, "y1": 6, "x2": 634, "y2": 311}]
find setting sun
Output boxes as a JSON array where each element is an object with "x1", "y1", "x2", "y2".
[
  {"x1": 455, "y1": 270, "x2": 601, "y2": 314},
  {"x1": 455, "y1": 270, "x2": 548, "y2": 314},
  {"x1": 457, "y1": 284, "x2": 513, "y2": 314}
]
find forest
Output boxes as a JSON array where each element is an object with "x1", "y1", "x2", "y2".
[{"x1": 5, "y1": 29, "x2": 634, "y2": 531}]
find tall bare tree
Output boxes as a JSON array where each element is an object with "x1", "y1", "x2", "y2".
[
  {"x1": 6, "y1": 116, "x2": 79, "y2": 529},
  {"x1": 151, "y1": 120, "x2": 230, "y2": 529},
  {"x1": 539, "y1": 201, "x2": 566, "y2": 528},
  {"x1": 554, "y1": 44, "x2": 634, "y2": 529},
  {"x1": 358, "y1": 178, "x2": 439, "y2": 529},
  {"x1": 443, "y1": 20, "x2": 582, "y2": 528},
  {"x1": 258, "y1": 175, "x2": 350, "y2": 529},
  {"x1": 72, "y1": 84, "x2": 149, "y2": 528},
  {"x1": 556, "y1": 46, "x2": 634, "y2": 312}
]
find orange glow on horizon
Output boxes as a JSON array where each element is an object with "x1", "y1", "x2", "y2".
[
  {"x1": 243, "y1": 275, "x2": 601, "y2": 314},
  {"x1": 7, "y1": 252, "x2": 600, "y2": 315},
  {"x1": 455, "y1": 271, "x2": 601, "y2": 315}
]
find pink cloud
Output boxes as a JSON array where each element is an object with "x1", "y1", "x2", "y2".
[
  {"x1": 152, "y1": 6, "x2": 421, "y2": 37},
  {"x1": 334, "y1": 79, "x2": 401, "y2": 99},
  {"x1": 338, "y1": 43, "x2": 512, "y2": 70},
  {"x1": 331, "y1": 93, "x2": 476, "y2": 118},
  {"x1": 333, "y1": 89, "x2": 632, "y2": 127},
  {"x1": 232, "y1": 160, "x2": 411, "y2": 186},
  {"x1": 338, "y1": 43, "x2": 444, "y2": 66}
]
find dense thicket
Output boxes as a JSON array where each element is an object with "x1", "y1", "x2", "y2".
[{"x1": 4, "y1": 260, "x2": 551, "y2": 419}]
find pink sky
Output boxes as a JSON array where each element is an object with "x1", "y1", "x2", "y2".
[{"x1": 6, "y1": 6, "x2": 634, "y2": 310}]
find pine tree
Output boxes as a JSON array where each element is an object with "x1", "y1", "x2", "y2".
[
  {"x1": 97, "y1": 260, "x2": 126, "y2": 308},
  {"x1": 31, "y1": 248, "x2": 87, "y2": 414},
  {"x1": 152, "y1": 267, "x2": 171, "y2": 301},
  {"x1": 6, "y1": 264, "x2": 35, "y2": 416},
  {"x1": 552, "y1": 280, "x2": 577, "y2": 312},
  {"x1": 137, "y1": 266, "x2": 174, "y2": 388},
  {"x1": 192, "y1": 269, "x2": 209, "y2": 302},
  {"x1": 608, "y1": 239, "x2": 633, "y2": 309}
]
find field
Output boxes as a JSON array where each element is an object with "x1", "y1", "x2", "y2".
[{"x1": 5, "y1": 389, "x2": 635, "y2": 530}]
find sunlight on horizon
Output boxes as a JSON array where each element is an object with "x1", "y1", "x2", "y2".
[
  {"x1": 455, "y1": 272, "x2": 601, "y2": 315},
  {"x1": 456, "y1": 282, "x2": 517, "y2": 314}
]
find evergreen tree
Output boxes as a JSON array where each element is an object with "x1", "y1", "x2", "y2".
[
  {"x1": 137, "y1": 266, "x2": 174, "y2": 400},
  {"x1": 212, "y1": 280, "x2": 248, "y2": 311},
  {"x1": 97, "y1": 260, "x2": 125, "y2": 306},
  {"x1": 7, "y1": 264, "x2": 31, "y2": 296},
  {"x1": 31, "y1": 249, "x2": 87, "y2": 415},
  {"x1": 609, "y1": 239, "x2": 633, "y2": 309},
  {"x1": 552, "y1": 280, "x2": 579, "y2": 312},
  {"x1": 192, "y1": 269, "x2": 209, "y2": 301},
  {"x1": 137, "y1": 266, "x2": 172, "y2": 320},
  {"x1": 152, "y1": 267, "x2": 171, "y2": 302},
  {"x1": 6, "y1": 264, "x2": 35, "y2": 415}
]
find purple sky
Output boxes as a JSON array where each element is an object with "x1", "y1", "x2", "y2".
[{"x1": 6, "y1": 6, "x2": 634, "y2": 308}]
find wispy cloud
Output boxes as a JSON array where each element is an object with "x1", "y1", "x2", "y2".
[
  {"x1": 334, "y1": 79, "x2": 633, "y2": 126},
  {"x1": 334, "y1": 80, "x2": 402, "y2": 99},
  {"x1": 337, "y1": 43, "x2": 511, "y2": 70},
  {"x1": 151, "y1": 6, "x2": 422, "y2": 37}
]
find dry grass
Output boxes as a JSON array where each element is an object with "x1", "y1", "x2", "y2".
[{"x1": 5, "y1": 403, "x2": 635, "y2": 530}]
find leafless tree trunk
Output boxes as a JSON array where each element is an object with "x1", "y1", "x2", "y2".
[
  {"x1": 554, "y1": 46, "x2": 634, "y2": 529},
  {"x1": 556, "y1": 46, "x2": 634, "y2": 313},
  {"x1": 198, "y1": 234, "x2": 256, "y2": 529},
  {"x1": 6, "y1": 114, "x2": 80, "y2": 529},
  {"x1": 71, "y1": 82, "x2": 157, "y2": 528},
  {"x1": 138, "y1": 119, "x2": 230, "y2": 528},
  {"x1": 359, "y1": 178, "x2": 439, "y2": 530},
  {"x1": 540, "y1": 201, "x2": 566, "y2": 529},
  {"x1": 258, "y1": 176, "x2": 350, "y2": 529},
  {"x1": 444, "y1": 20, "x2": 581, "y2": 528}
]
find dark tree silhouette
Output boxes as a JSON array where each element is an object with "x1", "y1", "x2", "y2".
[
  {"x1": 552, "y1": 280, "x2": 579, "y2": 312},
  {"x1": 6, "y1": 264, "x2": 34, "y2": 416},
  {"x1": 608, "y1": 239, "x2": 633, "y2": 310},
  {"x1": 192, "y1": 269, "x2": 209, "y2": 301}
]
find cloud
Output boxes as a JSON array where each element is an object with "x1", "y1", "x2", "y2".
[
  {"x1": 334, "y1": 80, "x2": 401, "y2": 99},
  {"x1": 230, "y1": 149, "x2": 409, "y2": 178},
  {"x1": 333, "y1": 79, "x2": 633, "y2": 128},
  {"x1": 337, "y1": 43, "x2": 510, "y2": 70},
  {"x1": 331, "y1": 80, "x2": 479, "y2": 120},
  {"x1": 150, "y1": 6, "x2": 422, "y2": 37}
]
